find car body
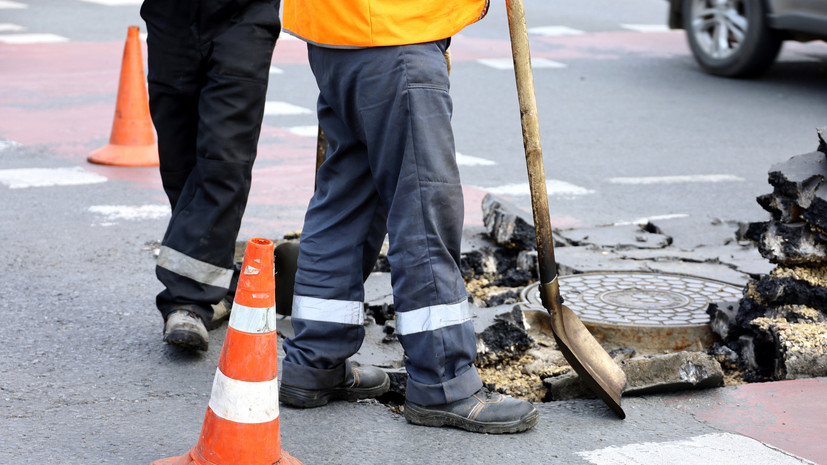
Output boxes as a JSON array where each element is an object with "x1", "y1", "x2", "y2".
[{"x1": 667, "y1": 0, "x2": 827, "y2": 77}]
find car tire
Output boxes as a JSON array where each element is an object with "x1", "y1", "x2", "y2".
[{"x1": 683, "y1": 0, "x2": 782, "y2": 77}]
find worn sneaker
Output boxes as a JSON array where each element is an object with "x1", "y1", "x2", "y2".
[
  {"x1": 404, "y1": 387, "x2": 539, "y2": 434},
  {"x1": 280, "y1": 365, "x2": 390, "y2": 408},
  {"x1": 163, "y1": 310, "x2": 209, "y2": 351}
]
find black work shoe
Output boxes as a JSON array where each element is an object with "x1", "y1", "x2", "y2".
[
  {"x1": 163, "y1": 310, "x2": 209, "y2": 351},
  {"x1": 404, "y1": 387, "x2": 539, "y2": 434},
  {"x1": 280, "y1": 365, "x2": 390, "y2": 408}
]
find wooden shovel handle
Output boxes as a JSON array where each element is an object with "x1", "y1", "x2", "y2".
[{"x1": 506, "y1": 0, "x2": 558, "y2": 286}]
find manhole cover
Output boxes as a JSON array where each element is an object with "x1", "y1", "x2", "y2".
[{"x1": 520, "y1": 271, "x2": 743, "y2": 351}]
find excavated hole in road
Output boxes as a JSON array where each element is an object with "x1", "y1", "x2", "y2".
[{"x1": 367, "y1": 244, "x2": 751, "y2": 405}]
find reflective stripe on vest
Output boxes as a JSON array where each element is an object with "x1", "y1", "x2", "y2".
[
  {"x1": 156, "y1": 245, "x2": 233, "y2": 289},
  {"x1": 395, "y1": 299, "x2": 471, "y2": 336},
  {"x1": 283, "y1": 0, "x2": 489, "y2": 48}
]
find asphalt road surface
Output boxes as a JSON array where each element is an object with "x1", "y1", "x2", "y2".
[
  {"x1": 2, "y1": 0, "x2": 825, "y2": 235},
  {"x1": 1, "y1": 1, "x2": 826, "y2": 464}
]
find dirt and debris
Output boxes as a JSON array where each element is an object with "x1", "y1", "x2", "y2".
[
  {"x1": 478, "y1": 354, "x2": 550, "y2": 402},
  {"x1": 364, "y1": 196, "x2": 766, "y2": 402}
]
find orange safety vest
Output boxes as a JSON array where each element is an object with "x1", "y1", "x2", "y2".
[{"x1": 283, "y1": 0, "x2": 489, "y2": 48}]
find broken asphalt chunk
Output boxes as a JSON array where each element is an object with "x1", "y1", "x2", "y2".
[
  {"x1": 482, "y1": 193, "x2": 538, "y2": 250},
  {"x1": 544, "y1": 351, "x2": 724, "y2": 400}
]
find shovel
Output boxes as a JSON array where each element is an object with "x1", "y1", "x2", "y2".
[{"x1": 505, "y1": 0, "x2": 627, "y2": 419}]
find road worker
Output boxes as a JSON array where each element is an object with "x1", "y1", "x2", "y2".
[
  {"x1": 278, "y1": 0, "x2": 539, "y2": 433},
  {"x1": 140, "y1": 0, "x2": 281, "y2": 350}
]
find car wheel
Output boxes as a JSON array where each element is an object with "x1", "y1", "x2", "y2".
[{"x1": 683, "y1": 0, "x2": 782, "y2": 77}]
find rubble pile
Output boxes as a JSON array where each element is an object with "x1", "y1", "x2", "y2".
[
  {"x1": 710, "y1": 128, "x2": 827, "y2": 381},
  {"x1": 460, "y1": 195, "x2": 541, "y2": 307},
  {"x1": 457, "y1": 193, "x2": 727, "y2": 401},
  {"x1": 471, "y1": 304, "x2": 725, "y2": 402}
]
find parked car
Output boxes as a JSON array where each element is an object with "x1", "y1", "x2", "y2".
[{"x1": 667, "y1": 0, "x2": 827, "y2": 77}]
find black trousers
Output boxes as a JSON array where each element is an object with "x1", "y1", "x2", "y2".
[{"x1": 141, "y1": 0, "x2": 280, "y2": 322}]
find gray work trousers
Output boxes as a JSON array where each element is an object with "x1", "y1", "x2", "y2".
[{"x1": 281, "y1": 40, "x2": 482, "y2": 406}]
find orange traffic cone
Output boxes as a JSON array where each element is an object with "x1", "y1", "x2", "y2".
[
  {"x1": 151, "y1": 238, "x2": 303, "y2": 465},
  {"x1": 88, "y1": 25, "x2": 159, "y2": 167}
]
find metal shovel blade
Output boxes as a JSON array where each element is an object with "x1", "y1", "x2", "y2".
[
  {"x1": 554, "y1": 304, "x2": 626, "y2": 418},
  {"x1": 507, "y1": 0, "x2": 626, "y2": 418},
  {"x1": 539, "y1": 281, "x2": 626, "y2": 418},
  {"x1": 550, "y1": 305, "x2": 627, "y2": 419}
]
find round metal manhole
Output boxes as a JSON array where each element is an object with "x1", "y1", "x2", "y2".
[{"x1": 520, "y1": 271, "x2": 744, "y2": 351}]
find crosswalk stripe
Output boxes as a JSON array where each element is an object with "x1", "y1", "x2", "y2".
[
  {"x1": 0, "y1": 0, "x2": 26, "y2": 8},
  {"x1": 285, "y1": 126, "x2": 318, "y2": 138},
  {"x1": 0, "y1": 140, "x2": 21, "y2": 151},
  {"x1": 577, "y1": 433, "x2": 814, "y2": 465},
  {"x1": 477, "y1": 57, "x2": 567, "y2": 70},
  {"x1": 609, "y1": 174, "x2": 744, "y2": 185},
  {"x1": 0, "y1": 167, "x2": 107, "y2": 189},
  {"x1": 0, "y1": 23, "x2": 24, "y2": 32},
  {"x1": 263, "y1": 101, "x2": 313, "y2": 116},
  {"x1": 456, "y1": 152, "x2": 496, "y2": 167},
  {"x1": 269, "y1": 66, "x2": 284, "y2": 74},
  {"x1": 77, "y1": 0, "x2": 143, "y2": 4},
  {"x1": 88, "y1": 205, "x2": 169, "y2": 221},
  {"x1": 613, "y1": 213, "x2": 689, "y2": 226},
  {"x1": 0, "y1": 33, "x2": 68, "y2": 44},
  {"x1": 621, "y1": 24, "x2": 672, "y2": 33},
  {"x1": 482, "y1": 180, "x2": 593, "y2": 196},
  {"x1": 528, "y1": 25, "x2": 585, "y2": 36}
]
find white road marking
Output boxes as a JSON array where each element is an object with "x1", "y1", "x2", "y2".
[
  {"x1": 477, "y1": 57, "x2": 567, "y2": 70},
  {"x1": 88, "y1": 205, "x2": 170, "y2": 221},
  {"x1": 456, "y1": 152, "x2": 496, "y2": 167},
  {"x1": 269, "y1": 66, "x2": 284, "y2": 74},
  {"x1": 483, "y1": 179, "x2": 593, "y2": 196},
  {"x1": 0, "y1": 167, "x2": 107, "y2": 189},
  {"x1": 77, "y1": 0, "x2": 142, "y2": 4},
  {"x1": 263, "y1": 101, "x2": 313, "y2": 116},
  {"x1": 621, "y1": 24, "x2": 672, "y2": 33},
  {"x1": 0, "y1": 23, "x2": 25, "y2": 32},
  {"x1": 609, "y1": 174, "x2": 744, "y2": 185},
  {"x1": 0, "y1": 33, "x2": 69, "y2": 44},
  {"x1": 286, "y1": 125, "x2": 318, "y2": 138},
  {"x1": 614, "y1": 213, "x2": 689, "y2": 226},
  {"x1": 528, "y1": 26, "x2": 585, "y2": 36},
  {"x1": 0, "y1": 0, "x2": 26, "y2": 8},
  {"x1": 0, "y1": 139, "x2": 21, "y2": 151},
  {"x1": 577, "y1": 433, "x2": 814, "y2": 465}
]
